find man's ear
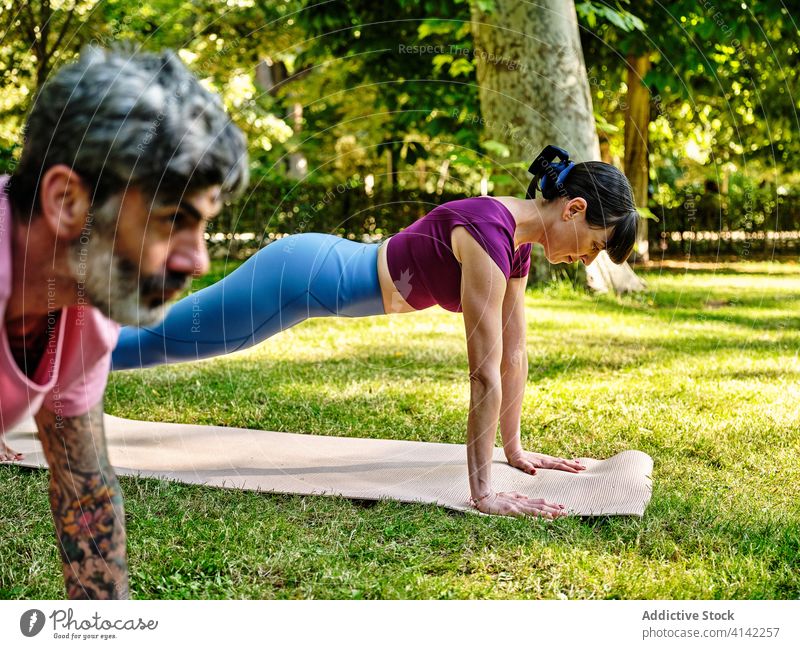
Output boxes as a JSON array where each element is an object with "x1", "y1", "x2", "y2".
[
  {"x1": 562, "y1": 196, "x2": 588, "y2": 222},
  {"x1": 38, "y1": 164, "x2": 92, "y2": 240}
]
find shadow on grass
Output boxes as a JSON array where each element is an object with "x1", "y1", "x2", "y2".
[
  {"x1": 108, "y1": 322, "x2": 799, "y2": 407},
  {"x1": 538, "y1": 289, "x2": 800, "y2": 331},
  {"x1": 638, "y1": 264, "x2": 800, "y2": 277}
]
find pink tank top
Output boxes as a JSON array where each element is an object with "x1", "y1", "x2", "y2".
[
  {"x1": 386, "y1": 197, "x2": 531, "y2": 312},
  {"x1": 0, "y1": 175, "x2": 120, "y2": 430}
]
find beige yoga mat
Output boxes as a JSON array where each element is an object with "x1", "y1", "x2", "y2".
[{"x1": 6, "y1": 415, "x2": 653, "y2": 516}]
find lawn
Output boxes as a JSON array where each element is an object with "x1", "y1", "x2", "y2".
[{"x1": 1, "y1": 260, "x2": 799, "y2": 599}]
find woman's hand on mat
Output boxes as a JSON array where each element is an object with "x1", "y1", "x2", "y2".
[
  {"x1": 506, "y1": 450, "x2": 585, "y2": 475},
  {"x1": 473, "y1": 491, "x2": 566, "y2": 518},
  {"x1": 0, "y1": 437, "x2": 24, "y2": 462}
]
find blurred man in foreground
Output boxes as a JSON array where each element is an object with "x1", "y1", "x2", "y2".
[{"x1": 0, "y1": 44, "x2": 248, "y2": 598}]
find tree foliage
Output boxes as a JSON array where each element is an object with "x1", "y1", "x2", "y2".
[{"x1": 1, "y1": 0, "x2": 797, "y2": 251}]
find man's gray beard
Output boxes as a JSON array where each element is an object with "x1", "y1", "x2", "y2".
[{"x1": 69, "y1": 239, "x2": 168, "y2": 327}]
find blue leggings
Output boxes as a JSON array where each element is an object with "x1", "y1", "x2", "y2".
[{"x1": 111, "y1": 233, "x2": 386, "y2": 370}]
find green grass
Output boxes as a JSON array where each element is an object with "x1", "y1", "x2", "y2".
[{"x1": 1, "y1": 260, "x2": 799, "y2": 599}]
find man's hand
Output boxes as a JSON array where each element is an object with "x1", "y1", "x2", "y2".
[
  {"x1": 35, "y1": 402, "x2": 129, "y2": 599},
  {"x1": 506, "y1": 450, "x2": 586, "y2": 475},
  {"x1": 0, "y1": 435, "x2": 24, "y2": 462},
  {"x1": 473, "y1": 491, "x2": 566, "y2": 518}
]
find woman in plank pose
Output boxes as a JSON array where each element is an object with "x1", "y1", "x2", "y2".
[{"x1": 112, "y1": 145, "x2": 638, "y2": 519}]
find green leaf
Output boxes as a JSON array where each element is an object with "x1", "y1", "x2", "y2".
[
  {"x1": 580, "y1": 3, "x2": 645, "y2": 33},
  {"x1": 637, "y1": 206, "x2": 659, "y2": 222},
  {"x1": 482, "y1": 139, "x2": 511, "y2": 158},
  {"x1": 628, "y1": 13, "x2": 645, "y2": 31},
  {"x1": 602, "y1": 7, "x2": 632, "y2": 32},
  {"x1": 489, "y1": 173, "x2": 516, "y2": 184},
  {"x1": 449, "y1": 59, "x2": 475, "y2": 77},
  {"x1": 595, "y1": 113, "x2": 620, "y2": 134},
  {"x1": 695, "y1": 19, "x2": 716, "y2": 41},
  {"x1": 418, "y1": 20, "x2": 456, "y2": 40},
  {"x1": 432, "y1": 54, "x2": 454, "y2": 71}
]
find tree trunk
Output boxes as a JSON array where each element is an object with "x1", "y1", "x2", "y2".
[
  {"x1": 469, "y1": 0, "x2": 645, "y2": 293},
  {"x1": 624, "y1": 53, "x2": 651, "y2": 263}
]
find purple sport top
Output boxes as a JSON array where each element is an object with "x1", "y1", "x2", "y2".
[{"x1": 386, "y1": 197, "x2": 532, "y2": 313}]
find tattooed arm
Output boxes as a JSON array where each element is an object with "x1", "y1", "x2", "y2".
[{"x1": 34, "y1": 402, "x2": 129, "y2": 599}]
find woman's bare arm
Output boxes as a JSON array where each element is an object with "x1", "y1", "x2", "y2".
[
  {"x1": 498, "y1": 277, "x2": 529, "y2": 460},
  {"x1": 497, "y1": 277, "x2": 585, "y2": 475},
  {"x1": 453, "y1": 227, "x2": 565, "y2": 518},
  {"x1": 454, "y1": 228, "x2": 505, "y2": 501}
]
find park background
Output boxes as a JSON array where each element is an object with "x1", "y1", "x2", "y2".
[{"x1": 1, "y1": 0, "x2": 799, "y2": 599}]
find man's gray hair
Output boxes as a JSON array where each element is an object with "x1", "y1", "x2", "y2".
[{"x1": 8, "y1": 43, "x2": 249, "y2": 218}]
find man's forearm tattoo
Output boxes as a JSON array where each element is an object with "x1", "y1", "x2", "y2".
[{"x1": 35, "y1": 403, "x2": 129, "y2": 599}]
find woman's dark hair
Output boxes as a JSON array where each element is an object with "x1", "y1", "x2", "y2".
[{"x1": 559, "y1": 161, "x2": 639, "y2": 264}]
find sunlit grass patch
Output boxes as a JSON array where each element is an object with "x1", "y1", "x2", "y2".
[{"x1": 1, "y1": 261, "x2": 798, "y2": 599}]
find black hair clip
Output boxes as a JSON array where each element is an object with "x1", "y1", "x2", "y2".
[{"x1": 526, "y1": 145, "x2": 575, "y2": 200}]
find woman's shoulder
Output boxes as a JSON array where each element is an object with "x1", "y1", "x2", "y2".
[
  {"x1": 433, "y1": 196, "x2": 517, "y2": 223},
  {"x1": 483, "y1": 196, "x2": 524, "y2": 221}
]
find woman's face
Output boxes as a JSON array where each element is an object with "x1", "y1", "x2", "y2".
[{"x1": 541, "y1": 197, "x2": 612, "y2": 265}]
